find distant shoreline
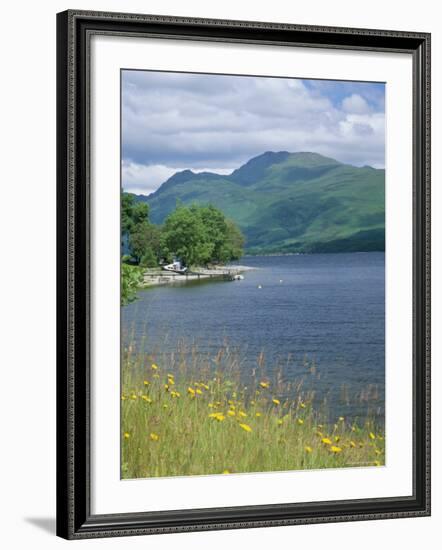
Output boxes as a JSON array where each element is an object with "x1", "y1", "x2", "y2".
[{"x1": 242, "y1": 250, "x2": 385, "y2": 258}]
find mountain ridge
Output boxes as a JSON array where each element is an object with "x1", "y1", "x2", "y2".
[{"x1": 132, "y1": 151, "x2": 385, "y2": 254}]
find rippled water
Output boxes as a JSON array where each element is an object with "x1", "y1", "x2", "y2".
[{"x1": 123, "y1": 252, "x2": 385, "y2": 422}]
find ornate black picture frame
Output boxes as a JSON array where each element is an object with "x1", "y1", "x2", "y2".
[{"x1": 56, "y1": 9, "x2": 430, "y2": 539}]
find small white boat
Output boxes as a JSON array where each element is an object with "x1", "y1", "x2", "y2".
[
  {"x1": 163, "y1": 260, "x2": 188, "y2": 274},
  {"x1": 232, "y1": 274, "x2": 244, "y2": 281}
]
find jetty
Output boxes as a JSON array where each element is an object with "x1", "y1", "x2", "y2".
[{"x1": 141, "y1": 265, "x2": 254, "y2": 287}]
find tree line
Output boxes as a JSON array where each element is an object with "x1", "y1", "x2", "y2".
[{"x1": 122, "y1": 193, "x2": 245, "y2": 268}]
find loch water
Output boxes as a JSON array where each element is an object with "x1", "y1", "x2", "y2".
[{"x1": 123, "y1": 252, "x2": 385, "y2": 423}]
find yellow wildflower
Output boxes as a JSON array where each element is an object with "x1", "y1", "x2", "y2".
[
  {"x1": 321, "y1": 437, "x2": 332, "y2": 445},
  {"x1": 196, "y1": 389, "x2": 203, "y2": 395},
  {"x1": 222, "y1": 470, "x2": 230, "y2": 474},
  {"x1": 330, "y1": 446, "x2": 342, "y2": 453},
  {"x1": 130, "y1": 394, "x2": 137, "y2": 400},
  {"x1": 260, "y1": 381, "x2": 270, "y2": 389},
  {"x1": 238, "y1": 411, "x2": 247, "y2": 418},
  {"x1": 227, "y1": 410, "x2": 236, "y2": 417},
  {"x1": 163, "y1": 404, "x2": 168, "y2": 409},
  {"x1": 305, "y1": 446, "x2": 313, "y2": 453},
  {"x1": 300, "y1": 402, "x2": 306, "y2": 409},
  {"x1": 369, "y1": 432, "x2": 376, "y2": 440},
  {"x1": 167, "y1": 373, "x2": 174, "y2": 380},
  {"x1": 121, "y1": 395, "x2": 126, "y2": 401},
  {"x1": 339, "y1": 416, "x2": 345, "y2": 421},
  {"x1": 150, "y1": 432, "x2": 159, "y2": 441},
  {"x1": 375, "y1": 449, "x2": 382, "y2": 456},
  {"x1": 143, "y1": 380, "x2": 149, "y2": 386},
  {"x1": 255, "y1": 412, "x2": 262, "y2": 417},
  {"x1": 187, "y1": 387, "x2": 195, "y2": 396},
  {"x1": 202, "y1": 384, "x2": 209, "y2": 390},
  {"x1": 164, "y1": 384, "x2": 169, "y2": 391},
  {"x1": 141, "y1": 395, "x2": 152, "y2": 403},
  {"x1": 272, "y1": 398, "x2": 280, "y2": 406},
  {"x1": 277, "y1": 419, "x2": 283, "y2": 426},
  {"x1": 297, "y1": 418, "x2": 304, "y2": 425},
  {"x1": 335, "y1": 436, "x2": 340, "y2": 442},
  {"x1": 151, "y1": 363, "x2": 158, "y2": 370},
  {"x1": 239, "y1": 423, "x2": 252, "y2": 432},
  {"x1": 208, "y1": 412, "x2": 225, "y2": 422},
  {"x1": 374, "y1": 460, "x2": 381, "y2": 466},
  {"x1": 350, "y1": 441, "x2": 356, "y2": 448},
  {"x1": 123, "y1": 432, "x2": 130, "y2": 439}
]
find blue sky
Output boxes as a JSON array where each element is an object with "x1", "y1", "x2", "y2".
[{"x1": 122, "y1": 70, "x2": 385, "y2": 195}]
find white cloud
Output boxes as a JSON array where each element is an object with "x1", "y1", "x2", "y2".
[
  {"x1": 122, "y1": 163, "x2": 177, "y2": 195},
  {"x1": 342, "y1": 94, "x2": 370, "y2": 114},
  {"x1": 122, "y1": 72, "x2": 385, "y2": 187},
  {"x1": 122, "y1": 161, "x2": 232, "y2": 195}
]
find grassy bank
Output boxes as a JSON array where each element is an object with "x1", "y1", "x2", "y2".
[{"x1": 121, "y1": 344, "x2": 385, "y2": 479}]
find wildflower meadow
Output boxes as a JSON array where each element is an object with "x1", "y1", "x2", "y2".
[{"x1": 121, "y1": 341, "x2": 385, "y2": 479}]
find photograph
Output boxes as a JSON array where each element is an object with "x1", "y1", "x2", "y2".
[{"x1": 120, "y1": 69, "x2": 386, "y2": 479}]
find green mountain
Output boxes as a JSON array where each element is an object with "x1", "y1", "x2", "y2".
[{"x1": 133, "y1": 152, "x2": 385, "y2": 254}]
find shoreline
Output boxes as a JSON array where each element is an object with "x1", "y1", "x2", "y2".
[
  {"x1": 141, "y1": 265, "x2": 256, "y2": 287},
  {"x1": 243, "y1": 250, "x2": 385, "y2": 258}
]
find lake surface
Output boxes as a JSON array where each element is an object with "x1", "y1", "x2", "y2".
[{"x1": 123, "y1": 252, "x2": 385, "y2": 423}]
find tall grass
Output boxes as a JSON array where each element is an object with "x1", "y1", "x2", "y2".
[{"x1": 121, "y1": 341, "x2": 385, "y2": 479}]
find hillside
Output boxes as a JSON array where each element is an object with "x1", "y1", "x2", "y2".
[{"x1": 133, "y1": 152, "x2": 385, "y2": 254}]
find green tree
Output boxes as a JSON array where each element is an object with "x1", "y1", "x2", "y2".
[
  {"x1": 122, "y1": 193, "x2": 154, "y2": 264},
  {"x1": 196, "y1": 205, "x2": 229, "y2": 264},
  {"x1": 121, "y1": 264, "x2": 144, "y2": 306},
  {"x1": 121, "y1": 193, "x2": 149, "y2": 235},
  {"x1": 219, "y1": 219, "x2": 245, "y2": 262},
  {"x1": 129, "y1": 222, "x2": 161, "y2": 265},
  {"x1": 121, "y1": 193, "x2": 135, "y2": 235},
  {"x1": 161, "y1": 204, "x2": 244, "y2": 266},
  {"x1": 161, "y1": 205, "x2": 213, "y2": 266},
  {"x1": 140, "y1": 248, "x2": 157, "y2": 268}
]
